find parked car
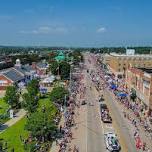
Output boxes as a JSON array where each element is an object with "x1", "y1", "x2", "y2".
[{"x1": 104, "y1": 132, "x2": 121, "y2": 152}]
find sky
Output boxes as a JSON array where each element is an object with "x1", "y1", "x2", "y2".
[{"x1": 0, "y1": 0, "x2": 152, "y2": 47}]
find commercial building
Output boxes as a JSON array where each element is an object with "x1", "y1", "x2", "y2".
[
  {"x1": 105, "y1": 52, "x2": 152, "y2": 77},
  {"x1": 126, "y1": 67, "x2": 152, "y2": 114}
]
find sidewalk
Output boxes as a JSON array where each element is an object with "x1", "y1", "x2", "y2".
[
  {"x1": 108, "y1": 90, "x2": 152, "y2": 151},
  {"x1": 50, "y1": 68, "x2": 87, "y2": 152},
  {"x1": 50, "y1": 114, "x2": 65, "y2": 152},
  {"x1": 0, "y1": 109, "x2": 27, "y2": 133},
  {"x1": 0, "y1": 91, "x2": 5, "y2": 98}
]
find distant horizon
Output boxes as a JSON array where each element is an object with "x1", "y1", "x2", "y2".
[{"x1": 0, "y1": 44, "x2": 152, "y2": 49}]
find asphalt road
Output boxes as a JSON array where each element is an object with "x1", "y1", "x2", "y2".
[
  {"x1": 89, "y1": 52, "x2": 137, "y2": 152},
  {"x1": 84, "y1": 53, "x2": 138, "y2": 152},
  {"x1": 84, "y1": 53, "x2": 108, "y2": 152},
  {"x1": 104, "y1": 90, "x2": 137, "y2": 152},
  {"x1": 86, "y1": 74, "x2": 107, "y2": 152}
]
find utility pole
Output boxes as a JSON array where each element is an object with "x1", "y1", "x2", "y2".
[
  {"x1": 64, "y1": 94, "x2": 67, "y2": 112},
  {"x1": 69, "y1": 63, "x2": 73, "y2": 94}
]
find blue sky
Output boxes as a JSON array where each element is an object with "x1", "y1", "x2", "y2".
[{"x1": 0, "y1": 0, "x2": 152, "y2": 47}]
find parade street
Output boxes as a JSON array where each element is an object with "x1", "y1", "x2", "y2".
[
  {"x1": 52, "y1": 52, "x2": 152, "y2": 152},
  {"x1": 69, "y1": 53, "x2": 139, "y2": 152}
]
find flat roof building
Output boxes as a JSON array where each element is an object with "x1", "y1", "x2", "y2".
[{"x1": 105, "y1": 53, "x2": 152, "y2": 77}]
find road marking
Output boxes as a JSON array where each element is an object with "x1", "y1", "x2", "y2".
[{"x1": 85, "y1": 72, "x2": 88, "y2": 152}]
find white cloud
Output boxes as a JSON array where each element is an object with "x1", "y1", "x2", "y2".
[
  {"x1": 97, "y1": 27, "x2": 106, "y2": 33},
  {"x1": 19, "y1": 26, "x2": 68, "y2": 35}
]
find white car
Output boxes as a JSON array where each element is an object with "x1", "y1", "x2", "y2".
[{"x1": 104, "y1": 132, "x2": 121, "y2": 152}]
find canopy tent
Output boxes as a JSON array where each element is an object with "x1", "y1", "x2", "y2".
[
  {"x1": 42, "y1": 75, "x2": 55, "y2": 83},
  {"x1": 117, "y1": 92, "x2": 128, "y2": 97},
  {"x1": 110, "y1": 84, "x2": 117, "y2": 90},
  {"x1": 40, "y1": 75, "x2": 55, "y2": 87}
]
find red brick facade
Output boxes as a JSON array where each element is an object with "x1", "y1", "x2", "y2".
[
  {"x1": 0, "y1": 75, "x2": 13, "y2": 90},
  {"x1": 126, "y1": 68, "x2": 152, "y2": 110}
]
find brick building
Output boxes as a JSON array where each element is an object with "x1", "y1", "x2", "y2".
[
  {"x1": 0, "y1": 59, "x2": 49, "y2": 90},
  {"x1": 0, "y1": 59, "x2": 36, "y2": 90},
  {"x1": 126, "y1": 67, "x2": 152, "y2": 114},
  {"x1": 32, "y1": 62, "x2": 48, "y2": 77},
  {"x1": 105, "y1": 53, "x2": 152, "y2": 77},
  {"x1": 0, "y1": 68, "x2": 24, "y2": 90}
]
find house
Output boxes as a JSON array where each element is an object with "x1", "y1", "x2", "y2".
[
  {"x1": 0, "y1": 59, "x2": 36, "y2": 90},
  {"x1": 0, "y1": 59, "x2": 49, "y2": 90},
  {"x1": 0, "y1": 68, "x2": 24, "y2": 90},
  {"x1": 32, "y1": 62, "x2": 48, "y2": 77},
  {"x1": 14, "y1": 59, "x2": 36, "y2": 81}
]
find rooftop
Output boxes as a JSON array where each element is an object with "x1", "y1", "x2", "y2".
[
  {"x1": 14, "y1": 65, "x2": 34, "y2": 74},
  {"x1": 37, "y1": 62, "x2": 47, "y2": 69},
  {"x1": 110, "y1": 53, "x2": 152, "y2": 58},
  {"x1": 2, "y1": 68, "x2": 24, "y2": 82}
]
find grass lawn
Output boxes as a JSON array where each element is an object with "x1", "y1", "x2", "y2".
[
  {"x1": 38, "y1": 96, "x2": 51, "y2": 110},
  {"x1": 0, "y1": 98, "x2": 9, "y2": 115},
  {"x1": 0, "y1": 96, "x2": 57, "y2": 152},
  {"x1": 38, "y1": 96, "x2": 58, "y2": 117},
  {"x1": 0, "y1": 117, "x2": 29, "y2": 152}
]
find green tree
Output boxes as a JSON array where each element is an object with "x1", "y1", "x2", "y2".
[
  {"x1": 25, "y1": 110, "x2": 57, "y2": 141},
  {"x1": 27, "y1": 79, "x2": 39, "y2": 97},
  {"x1": 69, "y1": 50, "x2": 84, "y2": 65},
  {"x1": 130, "y1": 89, "x2": 137, "y2": 102},
  {"x1": 48, "y1": 51, "x2": 57, "y2": 63},
  {"x1": 4, "y1": 86, "x2": 19, "y2": 108},
  {"x1": 50, "y1": 60, "x2": 59, "y2": 75},
  {"x1": 50, "y1": 86, "x2": 69, "y2": 104},
  {"x1": 22, "y1": 93, "x2": 38, "y2": 113},
  {"x1": 59, "y1": 61, "x2": 70, "y2": 80}
]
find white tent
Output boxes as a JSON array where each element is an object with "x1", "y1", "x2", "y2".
[
  {"x1": 42, "y1": 75, "x2": 55, "y2": 84},
  {"x1": 40, "y1": 75, "x2": 55, "y2": 87}
]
